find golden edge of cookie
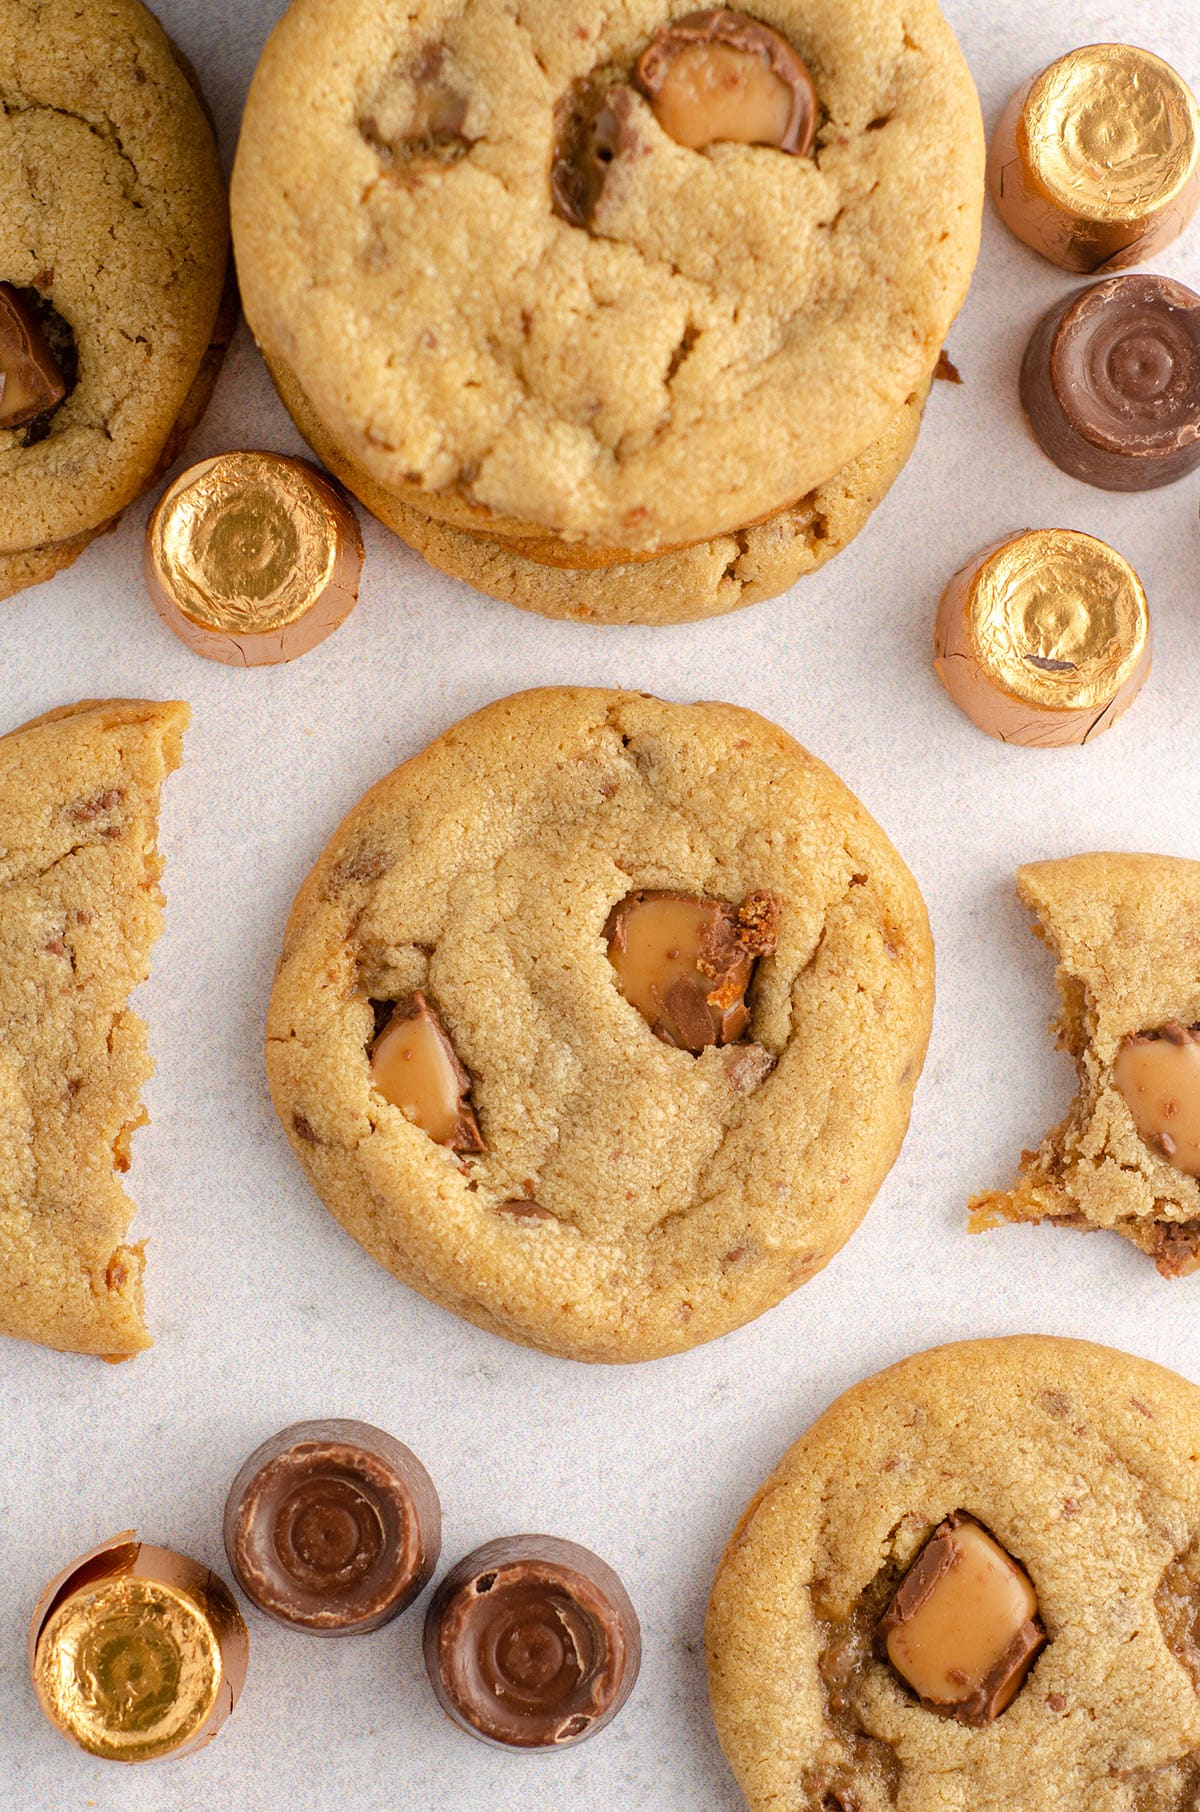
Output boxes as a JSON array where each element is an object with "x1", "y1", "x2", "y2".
[
  {"x1": 705, "y1": 1334, "x2": 1200, "y2": 1811},
  {"x1": 967, "y1": 853, "x2": 1200, "y2": 1275},
  {"x1": 0, "y1": 697, "x2": 189, "y2": 1357},
  {"x1": 264, "y1": 688, "x2": 934, "y2": 1362}
]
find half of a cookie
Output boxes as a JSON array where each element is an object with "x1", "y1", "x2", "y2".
[
  {"x1": 0, "y1": 698, "x2": 187, "y2": 1356},
  {"x1": 707, "y1": 1336, "x2": 1200, "y2": 1811},
  {"x1": 266, "y1": 688, "x2": 933, "y2": 1363},
  {"x1": 970, "y1": 854, "x2": 1200, "y2": 1278}
]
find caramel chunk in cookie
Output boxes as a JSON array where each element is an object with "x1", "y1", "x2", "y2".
[
  {"x1": 1115, "y1": 1024, "x2": 1200, "y2": 1176},
  {"x1": 605, "y1": 889, "x2": 780, "y2": 1052},
  {"x1": 0, "y1": 285, "x2": 66, "y2": 430},
  {"x1": 369, "y1": 992, "x2": 484, "y2": 1150},
  {"x1": 878, "y1": 1513, "x2": 1045, "y2": 1723},
  {"x1": 636, "y1": 10, "x2": 816, "y2": 155}
]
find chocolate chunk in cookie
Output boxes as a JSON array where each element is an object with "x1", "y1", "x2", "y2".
[
  {"x1": 369, "y1": 992, "x2": 484, "y2": 1150},
  {"x1": 636, "y1": 9, "x2": 817, "y2": 155},
  {"x1": 0, "y1": 284, "x2": 66, "y2": 430},
  {"x1": 605, "y1": 888, "x2": 780, "y2": 1052},
  {"x1": 877, "y1": 1513, "x2": 1045, "y2": 1723}
]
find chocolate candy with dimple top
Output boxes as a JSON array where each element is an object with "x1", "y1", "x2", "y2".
[
  {"x1": 29, "y1": 1533, "x2": 248, "y2": 1762},
  {"x1": 876, "y1": 1514, "x2": 1046, "y2": 1725},
  {"x1": 989, "y1": 45, "x2": 1200, "y2": 272},
  {"x1": 223, "y1": 1419, "x2": 441, "y2": 1634},
  {"x1": 1021, "y1": 275, "x2": 1200, "y2": 491},
  {"x1": 0, "y1": 284, "x2": 66, "y2": 430},
  {"x1": 369, "y1": 991, "x2": 485, "y2": 1150},
  {"x1": 635, "y1": 10, "x2": 817, "y2": 156},
  {"x1": 424, "y1": 1535, "x2": 641, "y2": 1749},
  {"x1": 1115, "y1": 1022, "x2": 1200, "y2": 1178},
  {"x1": 605, "y1": 889, "x2": 780, "y2": 1052}
]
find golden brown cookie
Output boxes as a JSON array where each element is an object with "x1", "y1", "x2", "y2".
[
  {"x1": 707, "y1": 1335, "x2": 1200, "y2": 1812},
  {"x1": 233, "y1": 0, "x2": 982, "y2": 556},
  {"x1": 0, "y1": 0, "x2": 231, "y2": 601},
  {"x1": 0, "y1": 698, "x2": 188, "y2": 1357},
  {"x1": 970, "y1": 854, "x2": 1200, "y2": 1279},
  {"x1": 270, "y1": 350, "x2": 929, "y2": 624},
  {"x1": 265, "y1": 688, "x2": 933, "y2": 1363}
]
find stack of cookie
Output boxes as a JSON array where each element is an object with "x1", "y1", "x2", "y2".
[{"x1": 231, "y1": 0, "x2": 984, "y2": 625}]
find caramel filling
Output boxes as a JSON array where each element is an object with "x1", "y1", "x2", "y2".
[
  {"x1": 369, "y1": 994, "x2": 484, "y2": 1150},
  {"x1": 0, "y1": 284, "x2": 66, "y2": 430},
  {"x1": 1115, "y1": 1027, "x2": 1200, "y2": 1175},
  {"x1": 646, "y1": 41, "x2": 794, "y2": 148},
  {"x1": 605, "y1": 890, "x2": 779, "y2": 1053}
]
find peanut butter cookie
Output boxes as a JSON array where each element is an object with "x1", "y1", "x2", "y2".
[
  {"x1": 265, "y1": 688, "x2": 933, "y2": 1363},
  {"x1": 0, "y1": 698, "x2": 187, "y2": 1357},
  {"x1": 971, "y1": 854, "x2": 1200, "y2": 1279},
  {"x1": 0, "y1": 0, "x2": 230, "y2": 601},
  {"x1": 707, "y1": 1336, "x2": 1200, "y2": 1812},
  {"x1": 233, "y1": 0, "x2": 982, "y2": 559}
]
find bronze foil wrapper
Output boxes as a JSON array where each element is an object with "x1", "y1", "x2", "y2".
[
  {"x1": 145, "y1": 452, "x2": 364, "y2": 666},
  {"x1": 29, "y1": 1533, "x2": 248, "y2": 1762},
  {"x1": 934, "y1": 529, "x2": 1150, "y2": 747},
  {"x1": 988, "y1": 44, "x2": 1200, "y2": 272}
]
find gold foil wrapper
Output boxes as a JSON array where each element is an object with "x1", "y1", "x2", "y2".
[
  {"x1": 934, "y1": 529, "x2": 1151, "y2": 747},
  {"x1": 29, "y1": 1533, "x2": 248, "y2": 1762},
  {"x1": 989, "y1": 45, "x2": 1200, "y2": 271},
  {"x1": 145, "y1": 452, "x2": 364, "y2": 666}
]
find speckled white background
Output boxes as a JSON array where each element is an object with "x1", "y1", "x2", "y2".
[{"x1": 3, "y1": 1, "x2": 1200, "y2": 1806}]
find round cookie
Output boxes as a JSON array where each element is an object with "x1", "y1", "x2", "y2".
[
  {"x1": 270, "y1": 351, "x2": 928, "y2": 624},
  {"x1": 233, "y1": 0, "x2": 983, "y2": 556},
  {"x1": 707, "y1": 1336, "x2": 1200, "y2": 1812},
  {"x1": 265, "y1": 688, "x2": 933, "y2": 1364},
  {"x1": 0, "y1": 0, "x2": 230, "y2": 600}
]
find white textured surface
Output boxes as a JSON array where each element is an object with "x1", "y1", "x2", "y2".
[{"x1": 3, "y1": 2, "x2": 1200, "y2": 1807}]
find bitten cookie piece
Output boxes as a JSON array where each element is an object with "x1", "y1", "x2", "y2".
[
  {"x1": 0, "y1": 698, "x2": 188, "y2": 1356},
  {"x1": 0, "y1": 0, "x2": 231, "y2": 600},
  {"x1": 970, "y1": 855, "x2": 1200, "y2": 1278},
  {"x1": 266, "y1": 688, "x2": 933, "y2": 1363},
  {"x1": 707, "y1": 1336, "x2": 1200, "y2": 1812}
]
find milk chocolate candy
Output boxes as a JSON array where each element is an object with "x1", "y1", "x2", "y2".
[
  {"x1": 1021, "y1": 275, "x2": 1200, "y2": 492},
  {"x1": 0, "y1": 283, "x2": 67, "y2": 430},
  {"x1": 223, "y1": 1419, "x2": 441, "y2": 1634},
  {"x1": 369, "y1": 992, "x2": 485, "y2": 1150},
  {"x1": 424, "y1": 1536, "x2": 641, "y2": 1749},
  {"x1": 1115, "y1": 1023, "x2": 1200, "y2": 1181},
  {"x1": 29, "y1": 1533, "x2": 248, "y2": 1762},
  {"x1": 934, "y1": 529, "x2": 1150, "y2": 748},
  {"x1": 605, "y1": 889, "x2": 780, "y2": 1052},
  {"x1": 145, "y1": 453, "x2": 364, "y2": 666},
  {"x1": 877, "y1": 1514, "x2": 1045, "y2": 1725},
  {"x1": 989, "y1": 45, "x2": 1200, "y2": 272},
  {"x1": 635, "y1": 10, "x2": 817, "y2": 155}
]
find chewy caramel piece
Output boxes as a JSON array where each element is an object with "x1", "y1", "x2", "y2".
[
  {"x1": 1115, "y1": 1024, "x2": 1200, "y2": 1180},
  {"x1": 636, "y1": 9, "x2": 817, "y2": 154},
  {"x1": 877, "y1": 1514, "x2": 1046, "y2": 1724},
  {"x1": 369, "y1": 992, "x2": 484, "y2": 1150},
  {"x1": 0, "y1": 284, "x2": 66, "y2": 430},
  {"x1": 605, "y1": 889, "x2": 779, "y2": 1053}
]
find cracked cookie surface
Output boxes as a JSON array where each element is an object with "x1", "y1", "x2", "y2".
[
  {"x1": 970, "y1": 855, "x2": 1200, "y2": 1279},
  {"x1": 0, "y1": 697, "x2": 187, "y2": 1357},
  {"x1": 232, "y1": 0, "x2": 982, "y2": 555},
  {"x1": 270, "y1": 349, "x2": 928, "y2": 624},
  {"x1": 0, "y1": 0, "x2": 229, "y2": 599},
  {"x1": 265, "y1": 688, "x2": 933, "y2": 1363},
  {"x1": 707, "y1": 1336, "x2": 1200, "y2": 1812}
]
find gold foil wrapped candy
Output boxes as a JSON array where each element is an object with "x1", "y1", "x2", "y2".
[
  {"x1": 29, "y1": 1533, "x2": 248, "y2": 1762},
  {"x1": 988, "y1": 45, "x2": 1200, "y2": 272},
  {"x1": 145, "y1": 452, "x2": 364, "y2": 666},
  {"x1": 934, "y1": 529, "x2": 1151, "y2": 747}
]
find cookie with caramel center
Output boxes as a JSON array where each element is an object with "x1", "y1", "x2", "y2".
[{"x1": 266, "y1": 688, "x2": 932, "y2": 1363}]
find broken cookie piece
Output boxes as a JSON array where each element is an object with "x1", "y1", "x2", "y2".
[
  {"x1": 604, "y1": 888, "x2": 780, "y2": 1052},
  {"x1": 877, "y1": 1513, "x2": 1045, "y2": 1724},
  {"x1": 369, "y1": 991, "x2": 484, "y2": 1150},
  {"x1": 635, "y1": 9, "x2": 817, "y2": 155},
  {"x1": 969, "y1": 853, "x2": 1200, "y2": 1277}
]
